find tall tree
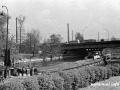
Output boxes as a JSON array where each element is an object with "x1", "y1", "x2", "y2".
[
  {"x1": 21, "y1": 29, "x2": 41, "y2": 55},
  {"x1": 0, "y1": 12, "x2": 17, "y2": 60},
  {"x1": 0, "y1": 12, "x2": 11, "y2": 56},
  {"x1": 0, "y1": 12, "x2": 6, "y2": 56},
  {"x1": 17, "y1": 15, "x2": 25, "y2": 53},
  {"x1": 40, "y1": 34, "x2": 63, "y2": 61},
  {"x1": 75, "y1": 32, "x2": 84, "y2": 43},
  {"x1": 50, "y1": 34, "x2": 63, "y2": 44}
]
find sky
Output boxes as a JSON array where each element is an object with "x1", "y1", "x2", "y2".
[{"x1": 1, "y1": 0, "x2": 120, "y2": 42}]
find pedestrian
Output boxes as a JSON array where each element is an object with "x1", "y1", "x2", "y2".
[{"x1": 103, "y1": 55, "x2": 108, "y2": 65}]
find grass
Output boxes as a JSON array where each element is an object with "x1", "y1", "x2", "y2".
[{"x1": 14, "y1": 58, "x2": 101, "y2": 73}]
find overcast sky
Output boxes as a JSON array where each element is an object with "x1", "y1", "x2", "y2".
[{"x1": 1, "y1": 0, "x2": 120, "y2": 42}]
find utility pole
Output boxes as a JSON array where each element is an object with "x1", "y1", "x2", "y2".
[
  {"x1": 67, "y1": 23, "x2": 69, "y2": 43},
  {"x1": 20, "y1": 24, "x2": 21, "y2": 53},
  {"x1": 18, "y1": 16, "x2": 25, "y2": 53},
  {"x1": 16, "y1": 18, "x2": 18, "y2": 43}
]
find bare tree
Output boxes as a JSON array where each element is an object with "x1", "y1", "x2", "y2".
[{"x1": 17, "y1": 15, "x2": 25, "y2": 53}]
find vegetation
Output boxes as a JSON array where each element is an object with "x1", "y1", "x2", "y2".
[
  {"x1": 111, "y1": 36, "x2": 118, "y2": 41},
  {"x1": 40, "y1": 34, "x2": 63, "y2": 61},
  {"x1": 20, "y1": 29, "x2": 41, "y2": 55},
  {"x1": 0, "y1": 12, "x2": 18, "y2": 60},
  {"x1": 1, "y1": 63, "x2": 120, "y2": 90},
  {"x1": 75, "y1": 32, "x2": 84, "y2": 43}
]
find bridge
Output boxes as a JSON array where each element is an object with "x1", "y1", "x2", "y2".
[{"x1": 61, "y1": 40, "x2": 120, "y2": 60}]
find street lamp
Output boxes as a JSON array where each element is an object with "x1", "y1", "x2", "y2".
[
  {"x1": 105, "y1": 28, "x2": 109, "y2": 41},
  {"x1": 1, "y1": 5, "x2": 9, "y2": 78}
]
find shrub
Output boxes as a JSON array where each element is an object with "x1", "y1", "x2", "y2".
[
  {"x1": 63, "y1": 68, "x2": 90, "y2": 90},
  {"x1": 84, "y1": 67, "x2": 96, "y2": 83},
  {"x1": 0, "y1": 76, "x2": 4, "y2": 82},
  {"x1": 84, "y1": 66, "x2": 108, "y2": 84},
  {"x1": 64, "y1": 70, "x2": 77, "y2": 90},
  {"x1": 22, "y1": 76, "x2": 39, "y2": 90},
  {"x1": 58, "y1": 71, "x2": 73, "y2": 90},
  {"x1": 37, "y1": 73, "x2": 56, "y2": 90},
  {"x1": 1, "y1": 63, "x2": 120, "y2": 90},
  {"x1": 107, "y1": 63, "x2": 120, "y2": 76},
  {"x1": 106, "y1": 66, "x2": 112, "y2": 78},
  {"x1": 88, "y1": 67, "x2": 101, "y2": 82},
  {"x1": 0, "y1": 78, "x2": 24, "y2": 90},
  {"x1": 98, "y1": 67, "x2": 108, "y2": 80},
  {"x1": 75, "y1": 68, "x2": 91, "y2": 89},
  {"x1": 50, "y1": 73, "x2": 65, "y2": 90}
]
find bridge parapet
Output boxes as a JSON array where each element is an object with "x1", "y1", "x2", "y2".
[{"x1": 62, "y1": 41, "x2": 120, "y2": 50}]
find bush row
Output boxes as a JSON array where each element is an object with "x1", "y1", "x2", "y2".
[{"x1": 0, "y1": 63, "x2": 120, "y2": 90}]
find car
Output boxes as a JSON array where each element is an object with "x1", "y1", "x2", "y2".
[
  {"x1": 94, "y1": 55, "x2": 100, "y2": 59},
  {"x1": 93, "y1": 52, "x2": 101, "y2": 60}
]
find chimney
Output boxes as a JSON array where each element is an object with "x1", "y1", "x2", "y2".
[
  {"x1": 67, "y1": 23, "x2": 69, "y2": 43},
  {"x1": 72, "y1": 30, "x2": 73, "y2": 41}
]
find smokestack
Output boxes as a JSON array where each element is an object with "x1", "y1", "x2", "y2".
[
  {"x1": 67, "y1": 23, "x2": 69, "y2": 43},
  {"x1": 72, "y1": 30, "x2": 73, "y2": 41},
  {"x1": 16, "y1": 18, "x2": 18, "y2": 43},
  {"x1": 98, "y1": 32, "x2": 99, "y2": 42}
]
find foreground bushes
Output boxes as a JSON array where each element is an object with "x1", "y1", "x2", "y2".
[{"x1": 0, "y1": 63, "x2": 120, "y2": 90}]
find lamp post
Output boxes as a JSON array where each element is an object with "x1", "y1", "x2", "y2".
[
  {"x1": 105, "y1": 28, "x2": 109, "y2": 41},
  {"x1": 2, "y1": 5, "x2": 9, "y2": 78},
  {"x1": 16, "y1": 17, "x2": 18, "y2": 43}
]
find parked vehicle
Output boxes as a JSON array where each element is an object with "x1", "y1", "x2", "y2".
[
  {"x1": 94, "y1": 54, "x2": 100, "y2": 59},
  {"x1": 93, "y1": 52, "x2": 101, "y2": 60}
]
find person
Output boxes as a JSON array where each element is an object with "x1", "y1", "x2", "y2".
[
  {"x1": 102, "y1": 55, "x2": 108, "y2": 65},
  {"x1": 30, "y1": 68, "x2": 33, "y2": 76},
  {"x1": 12, "y1": 57, "x2": 15, "y2": 67}
]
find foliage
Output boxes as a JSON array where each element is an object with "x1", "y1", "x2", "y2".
[
  {"x1": 22, "y1": 76, "x2": 39, "y2": 90},
  {"x1": 49, "y1": 34, "x2": 63, "y2": 44},
  {"x1": 50, "y1": 73, "x2": 65, "y2": 90},
  {"x1": 111, "y1": 36, "x2": 118, "y2": 41},
  {"x1": 40, "y1": 34, "x2": 63, "y2": 61},
  {"x1": 40, "y1": 42, "x2": 50, "y2": 60},
  {"x1": 106, "y1": 63, "x2": 120, "y2": 76},
  {"x1": 21, "y1": 29, "x2": 41, "y2": 54},
  {"x1": 0, "y1": 12, "x2": 7, "y2": 56},
  {"x1": 58, "y1": 71, "x2": 73, "y2": 90},
  {"x1": 17, "y1": 15, "x2": 25, "y2": 27},
  {"x1": 0, "y1": 78, "x2": 24, "y2": 90},
  {"x1": 75, "y1": 32, "x2": 84, "y2": 43},
  {"x1": 37, "y1": 73, "x2": 56, "y2": 90},
  {"x1": 1, "y1": 63, "x2": 120, "y2": 90},
  {"x1": 0, "y1": 12, "x2": 17, "y2": 58}
]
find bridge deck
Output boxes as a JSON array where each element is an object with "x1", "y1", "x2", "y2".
[{"x1": 62, "y1": 41, "x2": 120, "y2": 49}]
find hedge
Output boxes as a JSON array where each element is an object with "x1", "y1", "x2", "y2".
[
  {"x1": 0, "y1": 63, "x2": 120, "y2": 90},
  {"x1": 22, "y1": 76, "x2": 39, "y2": 90},
  {"x1": 0, "y1": 77, "x2": 24, "y2": 90}
]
